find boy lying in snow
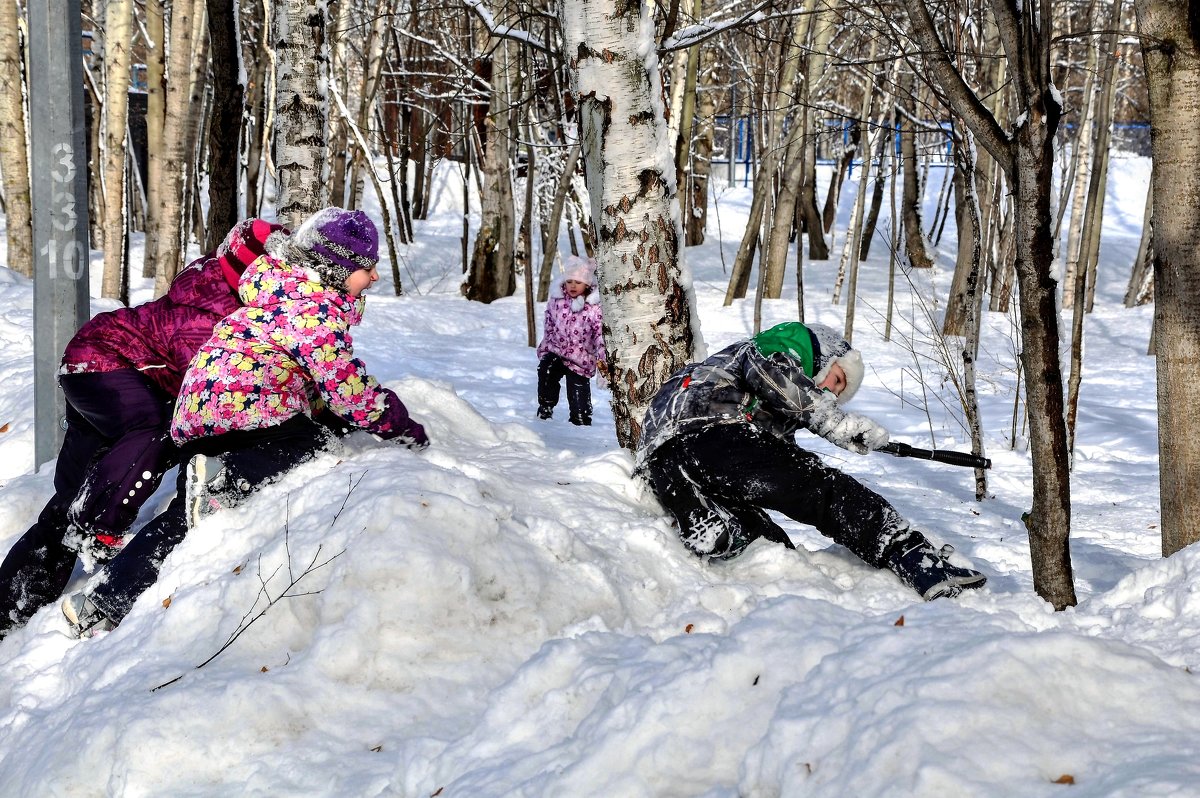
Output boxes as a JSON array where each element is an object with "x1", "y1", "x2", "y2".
[{"x1": 637, "y1": 321, "x2": 986, "y2": 600}]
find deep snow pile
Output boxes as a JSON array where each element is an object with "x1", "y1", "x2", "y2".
[{"x1": 3, "y1": 158, "x2": 1200, "y2": 798}]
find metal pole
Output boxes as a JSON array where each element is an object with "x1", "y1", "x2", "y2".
[{"x1": 28, "y1": 0, "x2": 91, "y2": 470}]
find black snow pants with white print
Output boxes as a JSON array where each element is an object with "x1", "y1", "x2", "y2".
[{"x1": 642, "y1": 423, "x2": 911, "y2": 562}]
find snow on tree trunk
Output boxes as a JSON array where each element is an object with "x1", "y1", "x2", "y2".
[
  {"x1": 0, "y1": 0, "x2": 33, "y2": 278},
  {"x1": 101, "y1": 0, "x2": 133, "y2": 300},
  {"x1": 901, "y1": 0, "x2": 1076, "y2": 608},
  {"x1": 1134, "y1": 0, "x2": 1200, "y2": 556},
  {"x1": 1011, "y1": 102, "x2": 1076, "y2": 610},
  {"x1": 274, "y1": 0, "x2": 330, "y2": 228},
  {"x1": 558, "y1": 0, "x2": 697, "y2": 450}
]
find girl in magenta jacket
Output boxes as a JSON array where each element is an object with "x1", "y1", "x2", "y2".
[
  {"x1": 0, "y1": 219, "x2": 283, "y2": 640},
  {"x1": 60, "y1": 209, "x2": 429, "y2": 638},
  {"x1": 536, "y1": 256, "x2": 606, "y2": 426}
]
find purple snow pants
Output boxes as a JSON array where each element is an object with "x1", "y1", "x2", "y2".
[{"x1": 0, "y1": 369, "x2": 177, "y2": 637}]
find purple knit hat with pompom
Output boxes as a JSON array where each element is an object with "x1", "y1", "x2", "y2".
[{"x1": 296, "y1": 208, "x2": 379, "y2": 288}]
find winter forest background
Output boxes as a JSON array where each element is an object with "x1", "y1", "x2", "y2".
[{"x1": 3, "y1": 0, "x2": 1200, "y2": 795}]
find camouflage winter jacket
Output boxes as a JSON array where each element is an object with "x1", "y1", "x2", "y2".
[{"x1": 638, "y1": 326, "x2": 851, "y2": 459}]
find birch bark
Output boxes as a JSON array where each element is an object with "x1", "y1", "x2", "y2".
[
  {"x1": 558, "y1": 0, "x2": 697, "y2": 448},
  {"x1": 274, "y1": 0, "x2": 330, "y2": 227},
  {"x1": 153, "y1": 0, "x2": 198, "y2": 295},
  {"x1": 0, "y1": 0, "x2": 33, "y2": 277},
  {"x1": 100, "y1": 0, "x2": 134, "y2": 299},
  {"x1": 1134, "y1": 0, "x2": 1200, "y2": 556}
]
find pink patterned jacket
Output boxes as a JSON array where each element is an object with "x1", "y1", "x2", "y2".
[
  {"x1": 170, "y1": 255, "x2": 425, "y2": 446},
  {"x1": 536, "y1": 281, "x2": 606, "y2": 378}
]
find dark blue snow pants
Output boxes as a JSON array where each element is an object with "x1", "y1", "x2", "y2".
[
  {"x1": 87, "y1": 414, "x2": 338, "y2": 624},
  {"x1": 0, "y1": 370, "x2": 176, "y2": 638}
]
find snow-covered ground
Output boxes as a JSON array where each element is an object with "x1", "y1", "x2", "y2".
[{"x1": 2, "y1": 156, "x2": 1197, "y2": 798}]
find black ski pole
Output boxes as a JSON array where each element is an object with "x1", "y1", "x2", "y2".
[{"x1": 878, "y1": 441, "x2": 992, "y2": 470}]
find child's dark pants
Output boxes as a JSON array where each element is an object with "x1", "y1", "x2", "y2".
[
  {"x1": 0, "y1": 369, "x2": 175, "y2": 637},
  {"x1": 642, "y1": 423, "x2": 911, "y2": 562},
  {"x1": 537, "y1": 353, "x2": 592, "y2": 425},
  {"x1": 87, "y1": 414, "x2": 337, "y2": 624}
]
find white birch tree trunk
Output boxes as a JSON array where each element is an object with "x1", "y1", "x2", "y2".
[
  {"x1": 101, "y1": 0, "x2": 134, "y2": 299},
  {"x1": 1134, "y1": 0, "x2": 1200, "y2": 556},
  {"x1": 142, "y1": 0, "x2": 166, "y2": 277},
  {"x1": 558, "y1": 0, "x2": 697, "y2": 449},
  {"x1": 274, "y1": 0, "x2": 330, "y2": 227},
  {"x1": 0, "y1": 0, "x2": 33, "y2": 277},
  {"x1": 153, "y1": 0, "x2": 199, "y2": 295}
]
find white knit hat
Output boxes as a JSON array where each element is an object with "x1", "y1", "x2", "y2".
[{"x1": 807, "y1": 323, "x2": 865, "y2": 404}]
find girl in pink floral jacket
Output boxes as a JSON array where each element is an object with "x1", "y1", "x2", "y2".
[
  {"x1": 536, "y1": 256, "x2": 606, "y2": 426},
  {"x1": 172, "y1": 208, "x2": 427, "y2": 516},
  {"x1": 57, "y1": 209, "x2": 430, "y2": 638}
]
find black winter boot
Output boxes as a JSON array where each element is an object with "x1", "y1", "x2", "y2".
[{"x1": 885, "y1": 538, "x2": 986, "y2": 600}]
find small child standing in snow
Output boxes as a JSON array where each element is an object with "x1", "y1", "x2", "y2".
[
  {"x1": 59, "y1": 208, "x2": 428, "y2": 637},
  {"x1": 536, "y1": 256, "x2": 606, "y2": 426}
]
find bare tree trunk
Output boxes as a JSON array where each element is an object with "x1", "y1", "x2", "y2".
[
  {"x1": 327, "y1": 0, "x2": 353, "y2": 207},
  {"x1": 0, "y1": 0, "x2": 33, "y2": 277},
  {"x1": 898, "y1": 71, "x2": 933, "y2": 269},
  {"x1": 101, "y1": 0, "x2": 134, "y2": 299},
  {"x1": 726, "y1": 21, "x2": 807, "y2": 304},
  {"x1": 943, "y1": 140, "x2": 981, "y2": 336},
  {"x1": 241, "y1": 0, "x2": 269, "y2": 216},
  {"x1": 858, "y1": 126, "x2": 890, "y2": 261},
  {"x1": 153, "y1": 0, "x2": 199, "y2": 295},
  {"x1": 346, "y1": 0, "x2": 391, "y2": 210},
  {"x1": 273, "y1": 0, "x2": 330, "y2": 228},
  {"x1": 1010, "y1": 87, "x2": 1075, "y2": 610},
  {"x1": 833, "y1": 49, "x2": 882, "y2": 310},
  {"x1": 559, "y1": 0, "x2": 696, "y2": 449},
  {"x1": 903, "y1": 0, "x2": 1076, "y2": 608},
  {"x1": 537, "y1": 142, "x2": 582, "y2": 302},
  {"x1": 1134, "y1": 0, "x2": 1200, "y2": 556},
  {"x1": 204, "y1": 0, "x2": 244, "y2": 248},
  {"x1": 143, "y1": 0, "x2": 166, "y2": 277},
  {"x1": 1056, "y1": 22, "x2": 1099, "y2": 263},
  {"x1": 522, "y1": 136, "x2": 536, "y2": 347},
  {"x1": 759, "y1": 9, "x2": 815, "y2": 297},
  {"x1": 466, "y1": 40, "x2": 516, "y2": 303},
  {"x1": 410, "y1": 108, "x2": 428, "y2": 220},
  {"x1": 184, "y1": 6, "x2": 212, "y2": 250},
  {"x1": 950, "y1": 132, "x2": 989, "y2": 500},
  {"x1": 683, "y1": 42, "x2": 716, "y2": 247},
  {"x1": 674, "y1": 0, "x2": 703, "y2": 240},
  {"x1": 329, "y1": 78, "x2": 403, "y2": 295},
  {"x1": 821, "y1": 123, "x2": 858, "y2": 235},
  {"x1": 1124, "y1": 184, "x2": 1154, "y2": 307}
]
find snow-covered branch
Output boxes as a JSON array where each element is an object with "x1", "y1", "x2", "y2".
[
  {"x1": 660, "y1": 0, "x2": 776, "y2": 53},
  {"x1": 462, "y1": 0, "x2": 555, "y2": 55}
]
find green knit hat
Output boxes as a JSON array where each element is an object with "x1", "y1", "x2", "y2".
[{"x1": 753, "y1": 322, "x2": 864, "y2": 403}]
